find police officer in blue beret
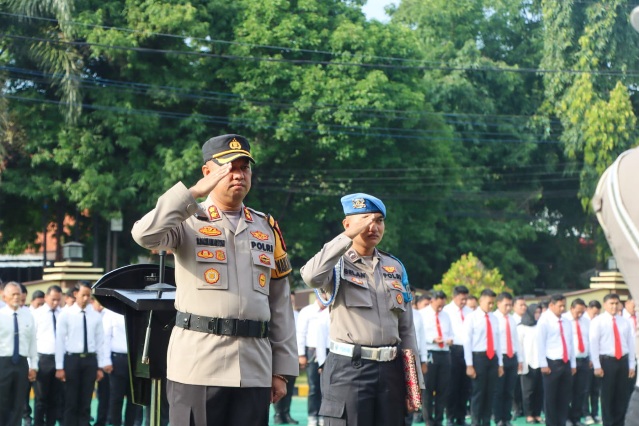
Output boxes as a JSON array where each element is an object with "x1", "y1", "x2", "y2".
[{"x1": 301, "y1": 193, "x2": 425, "y2": 426}]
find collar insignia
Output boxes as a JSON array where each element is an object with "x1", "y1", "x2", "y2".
[
  {"x1": 244, "y1": 207, "x2": 254, "y2": 222},
  {"x1": 208, "y1": 205, "x2": 221, "y2": 220}
]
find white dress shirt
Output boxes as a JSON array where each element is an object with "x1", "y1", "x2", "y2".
[
  {"x1": 412, "y1": 308, "x2": 429, "y2": 362},
  {"x1": 103, "y1": 309, "x2": 128, "y2": 366},
  {"x1": 512, "y1": 313, "x2": 523, "y2": 325},
  {"x1": 33, "y1": 304, "x2": 61, "y2": 355},
  {"x1": 623, "y1": 309, "x2": 638, "y2": 334},
  {"x1": 55, "y1": 303, "x2": 106, "y2": 369},
  {"x1": 421, "y1": 306, "x2": 453, "y2": 353},
  {"x1": 443, "y1": 301, "x2": 472, "y2": 345},
  {"x1": 296, "y1": 302, "x2": 328, "y2": 356},
  {"x1": 314, "y1": 308, "x2": 331, "y2": 367},
  {"x1": 589, "y1": 311, "x2": 636, "y2": 370},
  {"x1": 537, "y1": 310, "x2": 576, "y2": 368},
  {"x1": 0, "y1": 305, "x2": 38, "y2": 369},
  {"x1": 562, "y1": 312, "x2": 590, "y2": 359},
  {"x1": 517, "y1": 324, "x2": 539, "y2": 374},
  {"x1": 496, "y1": 312, "x2": 522, "y2": 361},
  {"x1": 463, "y1": 308, "x2": 502, "y2": 366}
]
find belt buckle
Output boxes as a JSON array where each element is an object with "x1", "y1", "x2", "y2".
[
  {"x1": 79, "y1": 353, "x2": 87, "y2": 359},
  {"x1": 207, "y1": 318, "x2": 219, "y2": 334}
]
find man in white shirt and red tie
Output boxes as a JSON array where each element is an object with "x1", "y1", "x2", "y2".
[
  {"x1": 537, "y1": 294, "x2": 576, "y2": 426},
  {"x1": 589, "y1": 293, "x2": 636, "y2": 426},
  {"x1": 464, "y1": 289, "x2": 503, "y2": 426},
  {"x1": 55, "y1": 282, "x2": 106, "y2": 426},
  {"x1": 32, "y1": 285, "x2": 63, "y2": 426},
  {"x1": 563, "y1": 298, "x2": 590, "y2": 426},
  {"x1": 444, "y1": 285, "x2": 472, "y2": 426},
  {"x1": 421, "y1": 290, "x2": 453, "y2": 426},
  {"x1": 492, "y1": 292, "x2": 522, "y2": 426}
]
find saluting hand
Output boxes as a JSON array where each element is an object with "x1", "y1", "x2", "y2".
[
  {"x1": 189, "y1": 163, "x2": 231, "y2": 199},
  {"x1": 342, "y1": 214, "x2": 378, "y2": 239}
]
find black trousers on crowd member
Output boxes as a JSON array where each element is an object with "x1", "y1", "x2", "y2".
[
  {"x1": 0, "y1": 357, "x2": 29, "y2": 426},
  {"x1": 448, "y1": 345, "x2": 470, "y2": 425},
  {"x1": 583, "y1": 369, "x2": 600, "y2": 419},
  {"x1": 624, "y1": 387, "x2": 639, "y2": 426},
  {"x1": 542, "y1": 359, "x2": 572, "y2": 426},
  {"x1": 493, "y1": 355, "x2": 518, "y2": 424},
  {"x1": 23, "y1": 381, "x2": 33, "y2": 424},
  {"x1": 95, "y1": 370, "x2": 110, "y2": 426},
  {"x1": 63, "y1": 353, "x2": 98, "y2": 426},
  {"x1": 306, "y1": 347, "x2": 322, "y2": 418},
  {"x1": 512, "y1": 374, "x2": 523, "y2": 418},
  {"x1": 569, "y1": 358, "x2": 590, "y2": 424},
  {"x1": 34, "y1": 354, "x2": 61, "y2": 426},
  {"x1": 521, "y1": 367, "x2": 543, "y2": 418},
  {"x1": 470, "y1": 352, "x2": 498, "y2": 426},
  {"x1": 109, "y1": 353, "x2": 141, "y2": 426},
  {"x1": 319, "y1": 351, "x2": 406, "y2": 426},
  {"x1": 425, "y1": 351, "x2": 451, "y2": 426},
  {"x1": 167, "y1": 379, "x2": 270, "y2": 426},
  {"x1": 600, "y1": 355, "x2": 630, "y2": 426}
]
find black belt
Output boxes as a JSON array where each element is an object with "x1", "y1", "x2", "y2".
[
  {"x1": 38, "y1": 353, "x2": 55, "y2": 357},
  {"x1": 601, "y1": 354, "x2": 629, "y2": 360},
  {"x1": 111, "y1": 352, "x2": 127, "y2": 357},
  {"x1": 66, "y1": 352, "x2": 96, "y2": 358},
  {"x1": 176, "y1": 311, "x2": 269, "y2": 338}
]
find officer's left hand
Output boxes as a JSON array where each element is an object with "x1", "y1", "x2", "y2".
[
  {"x1": 96, "y1": 369, "x2": 104, "y2": 382},
  {"x1": 421, "y1": 362, "x2": 428, "y2": 375},
  {"x1": 631, "y1": 369, "x2": 637, "y2": 379},
  {"x1": 28, "y1": 369, "x2": 37, "y2": 382},
  {"x1": 497, "y1": 366, "x2": 504, "y2": 377},
  {"x1": 571, "y1": 368, "x2": 576, "y2": 376},
  {"x1": 271, "y1": 375, "x2": 287, "y2": 403},
  {"x1": 517, "y1": 362, "x2": 523, "y2": 373}
]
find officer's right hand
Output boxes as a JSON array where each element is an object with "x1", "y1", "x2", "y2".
[
  {"x1": 466, "y1": 366, "x2": 476, "y2": 379},
  {"x1": 342, "y1": 214, "x2": 378, "y2": 239},
  {"x1": 189, "y1": 163, "x2": 231, "y2": 199},
  {"x1": 594, "y1": 368, "x2": 604, "y2": 377},
  {"x1": 55, "y1": 369, "x2": 66, "y2": 382},
  {"x1": 299, "y1": 355, "x2": 307, "y2": 369},
  {"x1": 541, "y1": 367, "x2": 551, "y2": 375}
]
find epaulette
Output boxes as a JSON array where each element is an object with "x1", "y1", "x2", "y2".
[
  {"x1": 379, "y1": 250, "x2": 413, "y2": 303},
  {"x1": 245, "y1": 206, "x2": 267, "y2": 218}
]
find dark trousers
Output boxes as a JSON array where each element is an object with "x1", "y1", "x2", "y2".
[
  {"x1": 470, "y1": 352, "x2": 498, "y2": 426},
  {"x1": 167, "y1": 379, "x2": 270, "y2": 426},
  {"x1": 273, "y1": 375, "x2": 297, "y2": 419},
  {"x1": 583, "y1": 369, "x2": 600, "y2": 418},
  {"x1": 493, "y1": 355, "x2": 518, "y2": 423},
  {"x1": 600, "y1": 355, "x2": 630, "y2": 426},
  {"x1": 0, "y1": 357, "x2": 29, "y2": 426},
  {"x1": 624, "y1": 387, "x2": 639, "y2": 426},
  {"x1": 144, "y1": 378, "x2": 169, "y2": 426},
  {"x1": 24, "y1": 381, "x2": 33, "y2": 422},
  {"x1": 542, "y1": 359, "x2": 572, "y2": 426},
  {"x1": 306, "y1": 347, "x2": 322, "y2": 417},
  {"x1": 319, "y1": 352, "x2": 406, "y2": 426},
  {"x1": 513, "y1": 373, "x2": 523, "y2": 418},
  {"x1": 63, "y1": 353, "x2": 98, "y2": 426},
  {"x1": 448, "y1": 345, "x2": 470, "y2": 425},
  {"x1": 425, "y1": 351, "x2": 451, "y2": 426},
  {"x1": 521, "y1": 367, "x2": 543, "y2": 418},
  {"x1": 34, "y1": 354, "x2": 61, "y2": 426},
  {"x1": 95, "y1": 371, "x2": 110, "y2": 426},
  {"x1": 569, "y1": 358, "x2": 590, "y2": 423},
  {"x1": 109, "y1": 353, "x2": 140, "y2": 426}
]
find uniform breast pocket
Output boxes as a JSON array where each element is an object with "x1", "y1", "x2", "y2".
[
  {"x1": 343, "y1": 280, "x2": 372, "y2": 308},
  {"x1": 194, "y1": 246, "x2": 229, "y2": 290},
  {"x1": 385, "y1": 280, "x2": 407, "y2": 313},
  {"x1": 251, "y1": 250, "x2": 273, "y2": 296}
]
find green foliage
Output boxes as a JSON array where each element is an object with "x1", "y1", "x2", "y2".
[{"x1": 433, "y1": 252, "x2": 512, "y2": 298}]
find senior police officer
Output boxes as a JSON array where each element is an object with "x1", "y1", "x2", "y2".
[
  {"x1": 132, "y1": 134, "x2": 298, "y2": 426},
  {"x1": 301, "y1": 193, "x2": 425, "y2": 426}
]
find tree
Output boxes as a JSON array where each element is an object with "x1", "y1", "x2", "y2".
[{"x1": 433, "y1": 252, "x2": 512, "y2": 298}]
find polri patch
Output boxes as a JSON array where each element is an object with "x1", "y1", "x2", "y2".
[
  {"x1": 204, "y1": 268, "x2": 220, "y2": 284},
  {"x1": 259, "y1": 273, "x2": 266, "y2": 287},
  {"x1": 396, "y1": 293, "x2": 404, "y2": 304},
  {"x1": 259, "y1": 254, "x2": 271, "y2": 265},
  {"x1": 215, "y1": 250, "x2": 226, "y2": 261}
]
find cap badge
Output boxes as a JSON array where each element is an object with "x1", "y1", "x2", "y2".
[
  {"x1": 204, "y1": 268, "x2": 220, "y2": 284},
  {"x1": 352, "y1": 198, "x2": 366, "y2": 209},
  {"x1": 229, "y1": 138, "x2": 242, "y2": 150}
]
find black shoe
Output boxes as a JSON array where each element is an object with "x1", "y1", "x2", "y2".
[
  {"x1": 283, "y1": 414, "x2": 299, "y2": 424},
  {"x1": 273, "y1": 414, "x2": 287, "y2": 424}
]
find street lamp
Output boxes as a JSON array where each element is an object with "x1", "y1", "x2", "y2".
[{"x1": 62, "y1": 242, "x2": 84, "y2": 261}]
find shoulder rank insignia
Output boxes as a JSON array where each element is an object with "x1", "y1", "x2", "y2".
[
  {"x1": 199, "y1": 226, "x2": 222, "y2": 237},
  {"x1": 244, "y1": 207, "x2": 253, "y2": 222},
  {"x1": 208, "y1": 205, "x2": 221, "y2": 221},
  {"x1": 251, "y1": 230, "x2": 269, "y2": 241},
  {"x1": 266, "y1": 214, "x2": 292, "y2": 279}
]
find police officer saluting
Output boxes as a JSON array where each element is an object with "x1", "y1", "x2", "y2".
[
  {"x1": 132, "y1": 134, "x2": 298, "y2": 426},
  {"x1": 301, "y1": 193, "x2": 424, "y2": 426}
]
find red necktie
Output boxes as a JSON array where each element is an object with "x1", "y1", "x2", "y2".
[
  {"x1": 436, "y1": 312, "x2": 444, "y2": 348},
  {"x1": 613, "y1": 316, "x2": 623, "y2": 360},
  {"x1": 575, "y1": 319, "x2": 585, "y2": 354},
  {"x1": 486, "y1": 313, "x2": 495, "y2": 360},
  {"x1": 558, "y1": 319, "x2": 568, "y2": 363},
  {"x1": 505, "y1": 314, "x2": 513, "y2": 358},
  {"x1": 632, "y1": 315, "x2": 637, "y2": 331},
  {"x1": 460, "y1": 308, "x2": 465, "y2": 322}
]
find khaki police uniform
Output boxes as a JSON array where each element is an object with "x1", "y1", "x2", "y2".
[
  {"x1": 301, "y1": 233, "x2": 424, "y2": 426},
  {"x1": 132, "y1": 181, "x2": 298, "y2": 423},
  {"x1": 592, "y1": 147, "x2": 639, "y2": 426}
]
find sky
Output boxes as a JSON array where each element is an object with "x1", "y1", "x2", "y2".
[{"x1": 361, "y1": 0, "x2": 398, "y2": 22}]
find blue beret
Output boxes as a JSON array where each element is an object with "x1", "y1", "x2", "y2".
[{"x1": 341, "y1": 193, "x2": 386, "y2": 218}]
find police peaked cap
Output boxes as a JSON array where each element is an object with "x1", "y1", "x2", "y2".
[{"x1": 202, "y1": 134, "x2": 255, "y2": 164}]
